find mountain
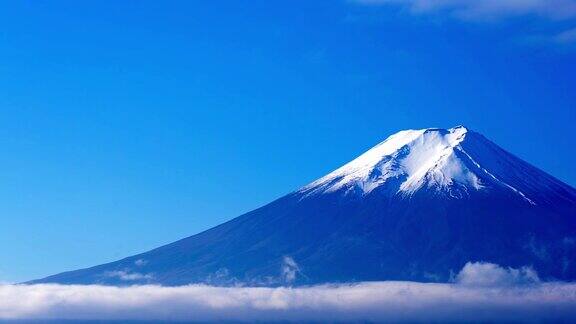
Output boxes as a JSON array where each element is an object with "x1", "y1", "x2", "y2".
[{"x1": 31, "y1": 126, "x2": 576, "y2": 286}]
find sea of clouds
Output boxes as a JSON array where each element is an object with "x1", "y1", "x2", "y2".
[{"x1": 1, "y1": 262, "x2": 576, "y2": 322}]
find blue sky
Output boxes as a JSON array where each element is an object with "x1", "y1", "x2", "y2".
[{"x1": 0, "y1": 1, "x2": 575, "y2": 282}]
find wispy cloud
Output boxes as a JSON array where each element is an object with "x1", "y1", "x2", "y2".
[
  {"x1": 134, "y1": 259, "x2": 148, "y2": 267},
  {"x1": 455, "y1": 261, "x2": 540, "y2": 286},
  {"x1": 0, "y1": 263, "x2": 575, "y2": 322},
  {"x1": 522, "y1": 27, "x2": 576, "y2": 46},
  {"x1": 352, "y1": 0, "x2": 576, "y2": 46},
  {"x1": 353, "y1": 0, "x2": 576, "y2": 21},
  {"x1": 552, "y1": 27, "x2": 576, "y2": 43},
  {"x1": 281, "y1": 256, "x2": 301, "y2": 284},
  {"x1": 104, "y1": 270, "x2": 154, "y2": 281}
]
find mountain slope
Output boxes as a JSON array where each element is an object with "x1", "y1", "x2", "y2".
[{"x1": 32, "y1": 126, "x2": 576, "y2": 286}]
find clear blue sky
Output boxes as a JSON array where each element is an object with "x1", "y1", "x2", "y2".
[{"x1": 0, "y1": 1, "x2": 575, "y2": 282}]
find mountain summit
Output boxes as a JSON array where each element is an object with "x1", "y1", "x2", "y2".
[
  {"x1": 32, "y1": 126, "x2": 576, "y2": 286},
  {"x1": 301, "y1": 126, "x2": 572, "y2": 205}
]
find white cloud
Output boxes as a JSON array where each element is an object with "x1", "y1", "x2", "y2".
[
  {"x1": 352, "y1": 0, "x2": 576, "y2": 47},
  {"x1": 353, "y1": 0, "x2": 576, "y2": 21},
  {"x1": 0, "y1": 263, "x2": 575, "y2": 322},
  {"x1": 134, "y1": 259, "x2": 148, "y2": 267},
  {"x1": 281, "y1": 256, "x2": 301, "y2": 284},
  {"x1": 104, "y1": 270, "x2": 154, "y2": 281},
  {"x1": 455, "y1": 262, "x2": 540, "y2": 286}
]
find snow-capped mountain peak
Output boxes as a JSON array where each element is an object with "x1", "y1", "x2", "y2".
[{"x1": 299, "y1": 125, "x2": 551, "y2": 203}]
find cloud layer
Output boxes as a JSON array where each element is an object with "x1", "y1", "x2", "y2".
[{"x1": 1, "y1": 262, "x2": 575, "y2": 322}]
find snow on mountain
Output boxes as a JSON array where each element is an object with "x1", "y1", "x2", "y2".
[
  {"x1": 301, "y1": 126, "x2": 476, "y2": 196},
  {"x1": 300, "y1": 125, "x2": 573, "y2": 205}
]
